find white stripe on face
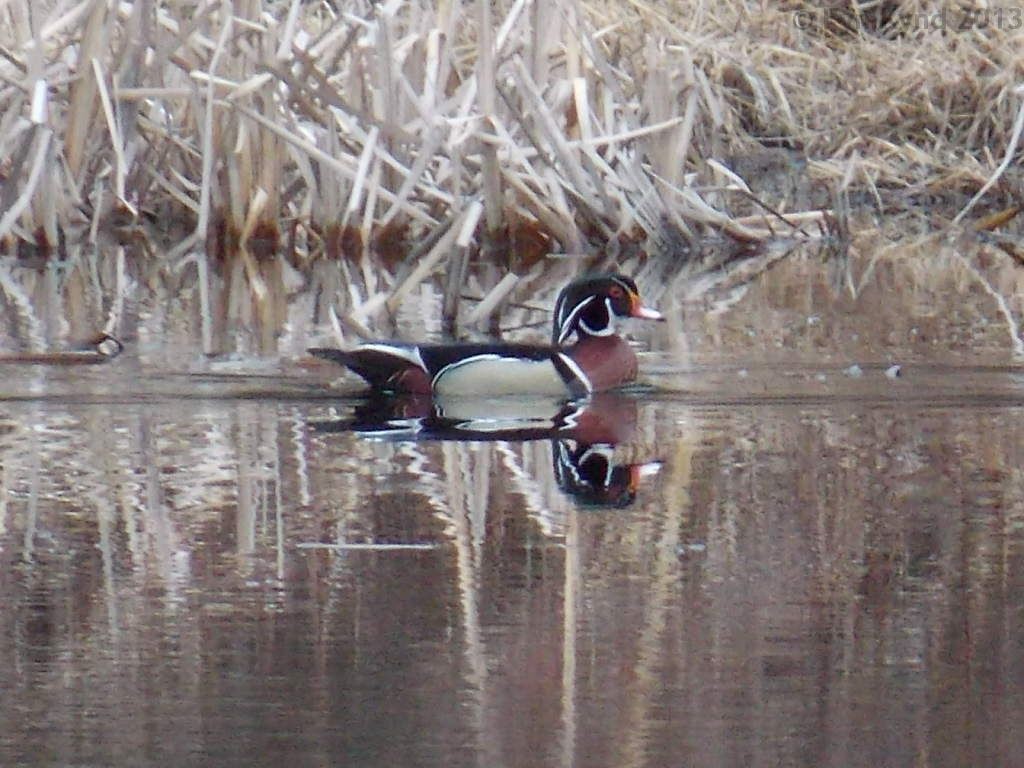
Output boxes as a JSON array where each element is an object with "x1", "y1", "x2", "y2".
[
  {"x1": 557, "y1": 295, "x2": 595, "y2": 345},
  {"x1": 577, "y1": 298, "x2": 616, "y2": 337},
  {"x1": 579, "y1": 445, "x2": 616, "y2": 487},
  {"x1": 559, "y1": 295, "x2": 620, "y2": 342},
  {"x1": 610, "y1": 275, "x2": 635, "y2": 295}
]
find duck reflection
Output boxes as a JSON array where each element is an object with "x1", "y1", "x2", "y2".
[
  {"x1": 550, "y1": 441, "x2": 660, "y2": 508},
  {"x1": 312, "y1": 392, "x2": 659, "y2": 508}
]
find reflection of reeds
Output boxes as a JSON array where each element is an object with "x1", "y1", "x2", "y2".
[{"x1": 1, "y1": 393, "x2": 1024, "y2": 763}]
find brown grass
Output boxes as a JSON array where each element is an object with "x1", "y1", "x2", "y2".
[{"x1": 0, "y1": 1, "x2": 1022, "y2": 345}]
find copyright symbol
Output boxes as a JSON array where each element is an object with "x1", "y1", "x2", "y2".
[{"x1": 793, "y1": 9, "x2": 816, "y2": 30}]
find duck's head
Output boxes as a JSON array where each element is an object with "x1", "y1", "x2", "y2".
[{"x1": 552, "y1": 273, "x2": 663, "y2": 345}]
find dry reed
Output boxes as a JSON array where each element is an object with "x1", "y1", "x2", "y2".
[{"x1": 0, "y1": 0, "x2": 1022, "y2": 345}]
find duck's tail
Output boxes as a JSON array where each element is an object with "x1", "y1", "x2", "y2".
[{"x1": 308, "y1": 346, "x2": 429, "y2": 392}]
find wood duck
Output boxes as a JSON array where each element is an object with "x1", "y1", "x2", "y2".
[
  {"x1": 309, "y1": 274, "x2": 664, "y2": 397},
  {"x1": 313, "y1": 391, "x2": 641, "y2": 443},
  {"x1": 310, "y1": 393, "x2": 660, "y2": 507}
]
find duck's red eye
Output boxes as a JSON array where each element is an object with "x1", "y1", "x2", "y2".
[{"x1": 609, "y1": 286, "x2": 624, "y2": 299}]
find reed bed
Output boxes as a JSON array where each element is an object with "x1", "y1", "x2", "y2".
[{"x1": 0, "y1": 0, "x2": 1022, "y2": 348}]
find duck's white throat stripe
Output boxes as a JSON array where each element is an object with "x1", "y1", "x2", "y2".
[{"x1": 578, "y1": 298, "x2": 616, "y2": 337}]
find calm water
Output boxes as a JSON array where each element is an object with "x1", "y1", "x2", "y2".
[
  {"x1": 0, "y1": 361, "x2": 1022, "y2": 768},
  {"x1": 2, "y1": 245, "x2": 1024, "y2": 766}
]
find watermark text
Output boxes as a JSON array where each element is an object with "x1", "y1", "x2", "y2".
[{"x1": 792, "y1": 6, "x2": 1023, "y2": 33}]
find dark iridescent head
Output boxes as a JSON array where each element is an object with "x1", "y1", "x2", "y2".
[
  {"x1": 552, "y1": 273, "x2": 663, "y2": 345},
  {"x1": 553, "y1": 441, "x2": 661, "y2": 508}
]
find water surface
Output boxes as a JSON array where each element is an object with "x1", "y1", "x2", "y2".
[
  {"x1": 0, "y1": 358, "x2": 1022, "y2": 767},
  {"x1": 2, "y1": 242, "x2": 1024, "y2": 766}
]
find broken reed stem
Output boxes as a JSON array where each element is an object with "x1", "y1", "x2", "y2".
[
  {"x1": 1, "y1": 0, "x2": 820, "y2": 265},
  {"x1": 952, "y1": 249, "x2": 1024, "y2": 357},
  {"x1": 442, "y1": 200, "x2": 484, "y2": 332},
  {"x1": 953, "y1": 88, "x2": 1024, "y2": 226},
  {"x1": 0, "y1": 128, "x2": 52, "y2": 241},
  {"x1": 386, "y1": 213, "x2": 462, "y2": 315},
  {"x1": 8, "y1": 0, "x2": 1019, "y2": 330},
  {"x1": 477, "y1": 0, "x2": 503, "y2": 241},
  {"x1": 185, "y1": 1, "x2": 234, "y2": 259},
  {"x1": 466, "y1": 271, "x2": 524, "y2": 329}
]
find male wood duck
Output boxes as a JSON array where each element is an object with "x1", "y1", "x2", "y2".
[
  {"x1": 311, "y1": 393, "x2": 660, "y2": 507},
  {"x1": 313, "y1": 391, "x2": 642, "y2": 443},
  {"x1": 309, "y1": 273, "x2": 664, "y2": 397}
]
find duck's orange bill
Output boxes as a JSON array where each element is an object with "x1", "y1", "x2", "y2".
[
  {"x1": 628, "y1": 460, "x2": 663, "y2": 491},
  {"x1": 628, "y1": 292, "x2": 664, "y2": 320},
  {"x1": 630, "y1": 303, "x2": 665, "y2": 321}
]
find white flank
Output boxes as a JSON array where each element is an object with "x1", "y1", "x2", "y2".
[
  {"x1": 435, "y1": 397, "x2": 566, "y2": 421},
  {"x1": 433, "y1": 355, "x2": 569, "y2": 396}
]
